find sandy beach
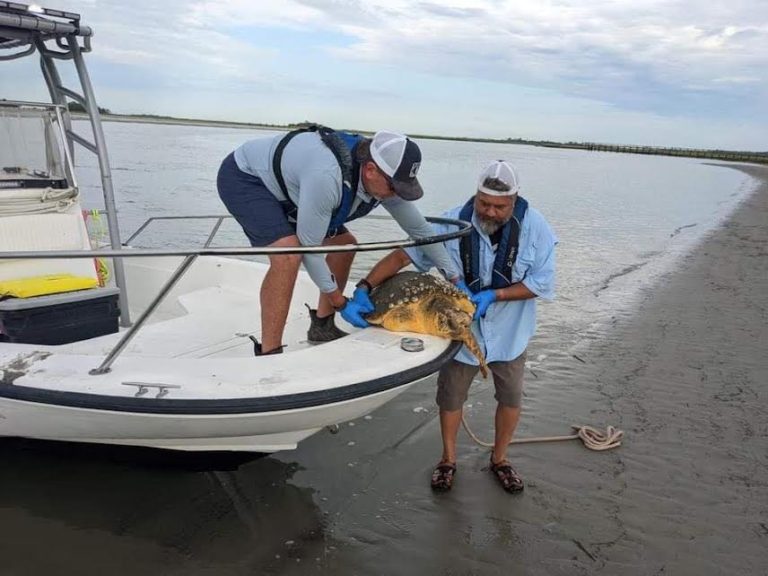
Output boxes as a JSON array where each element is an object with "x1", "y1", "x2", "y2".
[
  {"x1": 0, "y1": 164, "x2": 765, "y2": 575},
  {"x1": 277, "y1": 163, "x2": 768, "y2": 575}
]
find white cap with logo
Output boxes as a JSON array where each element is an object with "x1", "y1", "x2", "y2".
[
  {"x1": 370, "y1": 130, "x2": 423, "y2": 200},
  {"x1": 477, "y1": 160, "x2": 520, "y2": 196}
]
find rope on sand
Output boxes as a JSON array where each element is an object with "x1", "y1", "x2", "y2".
[{"x1": 461, "y1": 416, "x2": 624, "y2": 451}]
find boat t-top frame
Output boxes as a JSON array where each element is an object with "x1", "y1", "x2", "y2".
[
  {"x1": 1, "y1": 2, "x2": 129, "y2": 318},
  {"x1": 0, "y1": 2, "x2": 472, "y2": 374}
]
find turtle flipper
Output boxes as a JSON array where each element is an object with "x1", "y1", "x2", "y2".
[{"x1": 462, "y1": 332, "x2": 488, "y2": 378}]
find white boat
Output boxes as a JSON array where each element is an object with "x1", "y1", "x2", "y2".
[{"x1": 0, "y1": 3, "x2": 470, "y2": 452}]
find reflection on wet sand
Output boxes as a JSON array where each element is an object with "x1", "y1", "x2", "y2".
[{"x1": 0, "y1": 439, "x2": 334, "y2": 575}]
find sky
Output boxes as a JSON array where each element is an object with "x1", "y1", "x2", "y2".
[{"x1": 1, "y1": 0, "x2": 766, "y2": 149}]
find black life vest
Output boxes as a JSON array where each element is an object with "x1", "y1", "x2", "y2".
[
  {"x1": 272, "y1": 125, "x2": 379, "y2": 236},
  {"x1": 459, "y1": 195, "x2": 529, "y2": 293}
]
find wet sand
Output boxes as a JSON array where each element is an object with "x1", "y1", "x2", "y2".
[{"x1": 0, "y1": 165, "x2": 766, "y2": 575}]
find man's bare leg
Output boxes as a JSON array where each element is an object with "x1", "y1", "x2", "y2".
[
  {"x1": 316, "y1": 231, "x2": 357, "y2": 318},
  {"x1": 260, "y1": 235, "x2": 302, "y2": 353},
  {"x1": 439, "y1": 408, "x2": 464, "y2": 464},
  {"x1": 492, "y1": 404, "x2": 521, "y2": 464}
]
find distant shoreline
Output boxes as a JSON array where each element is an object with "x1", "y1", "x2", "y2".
[{"x1": 74, "y1": 112, "x2": 768, "y2": 165}]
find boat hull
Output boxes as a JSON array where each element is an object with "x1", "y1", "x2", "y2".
[
  {"x1": 0, "y1": 257, "x2": 461, "y2": 452},
  {"x1": 0, "y1": 377, "x2": 422, "y2": 452}
]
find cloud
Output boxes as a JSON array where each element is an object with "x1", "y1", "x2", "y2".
[
  {"x1": 2, "y1": 0, "x2": 765, "y2": 147},
  {"x1": 182, "y1": 1, "x2": 325, "y2": 28},
  {"x1": 19, "y1": 0, "x2": 768, "y2": 113},
  {"x1": 305, "y1": 0, "x2": 768, "y2": 115},
  {"x1": 55, "y1": 0, "x2": 280, "y2": 83}
]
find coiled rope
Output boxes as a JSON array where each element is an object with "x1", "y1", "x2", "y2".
[
  {"x1": 461, "y1": 416, "x2": 623, "y2": 451},
  {"x1": 0, "y1": 187, "x2": 79, "y2": 215}
]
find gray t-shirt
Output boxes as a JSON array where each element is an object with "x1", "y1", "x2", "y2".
[{"x1": 233, "y1": 132, "x2": 459, "y2": 293}]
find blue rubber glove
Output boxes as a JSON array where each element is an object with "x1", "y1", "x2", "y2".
[
  {"x1": 350, "y1": 286, "x2": 375, "y2": 313},
  {"x1": 470, "y1": 289, "x2": 497, "y2": 320},
  {"x1": 341, "y1": 287, "x2": 374, "y2": 328},
  {"x1": 454, "y1": 279, "x2": 473, "y2": 298},
  {"x1": 341, "y1": 299, "x2": 370, "y2": 328}
]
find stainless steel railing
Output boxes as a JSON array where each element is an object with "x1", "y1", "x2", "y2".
[{"x1": 0, "y1": 214, "x2": 472, "y2": 374}]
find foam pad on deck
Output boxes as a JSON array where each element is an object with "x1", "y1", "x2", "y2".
[{"x1": 0, "y1": 207, "x2": 98, "y2": 282}]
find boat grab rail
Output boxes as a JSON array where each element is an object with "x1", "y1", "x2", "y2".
[
  {"x1": 0, "y1": 214, "x2": 472, "y2": 260},
  {"x1": 0, "y1": 214, "x2": 472, "y2": 376}
]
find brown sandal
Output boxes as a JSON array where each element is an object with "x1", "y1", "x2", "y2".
[
  {"x1": 430, "y1": 462, "x2": 457, "y2": 492},
  {"x1": 489, "y1": 458, "x2": 524, "y2": 493}
]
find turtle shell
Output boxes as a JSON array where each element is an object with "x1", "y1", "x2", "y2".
[
  {"x1": 365, "y1": 272, "x2": 488, "y2": 376},
  {"x1": 367, "y1": 271, "x2": 467, "y2": 322}
]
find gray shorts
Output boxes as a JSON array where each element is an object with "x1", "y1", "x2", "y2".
[{"x1": 436, "y1": 351, "x2": 527, "y2": 410}]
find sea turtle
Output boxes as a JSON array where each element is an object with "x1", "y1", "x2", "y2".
[{"x1": 365, "y1": 271, "x2": 488, "y2": 377}]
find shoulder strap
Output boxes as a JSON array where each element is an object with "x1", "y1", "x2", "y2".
[
  {"x1": 490, "y1": 196, "x2": 529, "y2": 289},
  {"x1": 458, "y1": 198, "x2": 483, "y2": 293},
  {"x1": 459, "y1": 196, "x2": 530, "y2": 292},
  {"x1": 272, "y1": 125, "x2": 371, "y2": 235},
  {"x1": 323, "y1": 130, "x2": 368, "y2": 234},
  {"x1": 317, "y1": 128, "x2": 354, "y2": 188},
  {"x1": 272, "y1": 125, "x2": 319, "y2": 199}
]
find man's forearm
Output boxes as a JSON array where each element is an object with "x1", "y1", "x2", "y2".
[
  {"x1": 362, "y1": 249, "x2": 412, "y2": 288},
  {"x1": 494, "y1": 282, "x2": 537, "y2": 302}
]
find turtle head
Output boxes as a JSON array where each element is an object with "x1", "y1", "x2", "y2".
[{"x1": 437, "y1": 307, "x2": 473, "y2": 339}]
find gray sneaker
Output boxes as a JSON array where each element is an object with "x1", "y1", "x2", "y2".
[{"x1": 306, "y1": 305, "x2": 348, "y2": 343}]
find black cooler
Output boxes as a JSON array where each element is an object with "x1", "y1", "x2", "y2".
[{"x1": 0, "y1": 287, "x2": 120, "y2": 345}]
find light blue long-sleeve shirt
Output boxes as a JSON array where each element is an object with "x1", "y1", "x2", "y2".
[
  {"x1": 233, "y1": 132, "x2": 459, "y2": 293},
  {"x1": 405, "y1": 202, "x2": 558, "y2": 364}
]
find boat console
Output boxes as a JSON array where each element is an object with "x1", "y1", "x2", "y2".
[{"x1": 0, "y1": 102, "x2": 120, "y2": 344}]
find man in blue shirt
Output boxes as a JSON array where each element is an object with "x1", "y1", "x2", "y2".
[
  {"x1": 347, "y1": 161, "x2": 557, "y2": 493},
  {"x1": 217, "y1": 128, "x2": 462, "y2": 355}
]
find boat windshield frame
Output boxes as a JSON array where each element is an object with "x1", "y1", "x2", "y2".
[{"x1": 0, "y1": 100, "x2": 77, "y2": 188}]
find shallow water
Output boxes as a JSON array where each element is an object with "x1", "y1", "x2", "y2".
[
  {"x1": 1, "y1": 121, "x2": 761, "y2": 575},
  {"x1": 74, "y1": 121, "x2": 755, "y2": 332}
]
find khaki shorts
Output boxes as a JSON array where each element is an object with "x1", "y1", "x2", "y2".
[{"x1": 436, "y1": 351, "x2": 527, "y2": 411}]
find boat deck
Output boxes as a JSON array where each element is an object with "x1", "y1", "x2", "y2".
[{"x1": 0, "y1": 259, "x2": 456, "y2": 401}]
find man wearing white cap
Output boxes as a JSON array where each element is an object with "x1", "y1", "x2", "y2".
[
  {"x1": 217, "y1": 126, "x2": 464, "y2": 355},
  {"x1": 357, "y1": 160, "x2": 558, "y2": 493}
]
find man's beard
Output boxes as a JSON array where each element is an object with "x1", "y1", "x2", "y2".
[{"x1": 477, "y1": 216, "x2": 509, "y2": 236}]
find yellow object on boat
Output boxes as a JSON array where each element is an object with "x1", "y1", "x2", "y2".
[{"x1": 0, "y1": 274, "x2": 98, "y2": 298}]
